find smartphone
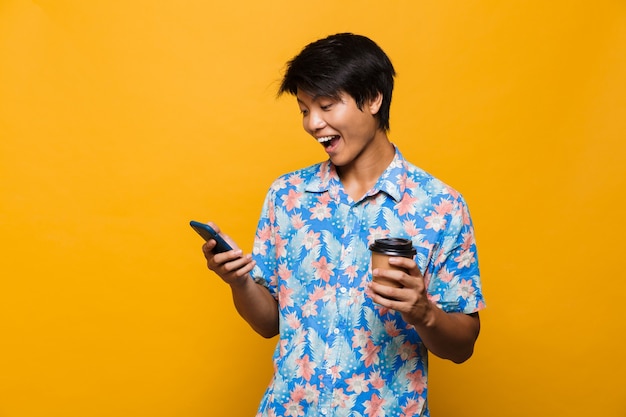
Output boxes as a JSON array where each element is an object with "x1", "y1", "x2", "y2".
[{"x1": 189, "y1": 220, "x2": 233, "y2": 254}]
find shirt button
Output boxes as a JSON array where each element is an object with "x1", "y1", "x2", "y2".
[
  {"x1": 321, "y1": 410, "x2": 328, "y2": 415},
  {"x1": 340, "y1": 287, "x2": 347, "y2": 294},
  {"x1": 333, "y1": 328, "x2": 340, "y2": 334}
]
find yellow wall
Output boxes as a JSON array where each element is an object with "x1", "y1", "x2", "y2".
[{"x1": 1, "y1": 1, "x2": 625, "y2": 416}]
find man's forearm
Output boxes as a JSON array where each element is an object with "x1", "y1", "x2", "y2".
[
  {"x1": 413, "y1": 308, "x2": 480, "y2": 363},
  {"x1": 230, "y1": 276, "x2": 279, "y2": 338}
]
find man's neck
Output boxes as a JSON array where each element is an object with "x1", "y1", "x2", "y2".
[{"x1": 338, "y1": 137, "x2": 395, "y2": 201}]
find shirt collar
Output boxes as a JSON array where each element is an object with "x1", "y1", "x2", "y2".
[{"x1": 305, "y1": 145, "x2": 408, "y2": 203}]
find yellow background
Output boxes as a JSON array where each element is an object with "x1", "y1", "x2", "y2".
[{"x1": 1, "y1": 1, "x2": 625, "y2": 416}]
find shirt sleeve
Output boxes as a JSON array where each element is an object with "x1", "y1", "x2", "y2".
[
  {"x1": 250, "y1": 186, "x2": 279, "y2": 300},
  {"x1": 426, "y1": 195, "x2": 485, "y2": 314}
]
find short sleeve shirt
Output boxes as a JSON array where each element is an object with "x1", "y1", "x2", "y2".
[{"x1": 251, "y1": 147, "x2": 485, "y2": 417}]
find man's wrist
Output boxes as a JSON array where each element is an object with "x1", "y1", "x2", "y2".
[
  {"x1": 421, "y1": 300, "x2": 439, "y2": 328},
  {"x1": 229, "y1": 274, "x2": 251, "y2": 289}
]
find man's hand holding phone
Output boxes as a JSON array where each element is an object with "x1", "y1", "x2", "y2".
[{"x1": 190, "y1": 220, "x2": 256, "y2": 286}]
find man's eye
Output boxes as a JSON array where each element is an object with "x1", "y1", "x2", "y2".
[
  {"x1": 300, "y1": 109, "x2": 309, "y2": 116},
  {"x1": 321, "y1": 104, "x2": 332, "y2": 111}
]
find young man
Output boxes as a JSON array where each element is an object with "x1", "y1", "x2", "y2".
[{"x1": 203, "y1": 33, "x2": 485, "y2": 417}]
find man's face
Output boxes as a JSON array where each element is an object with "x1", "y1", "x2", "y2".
[{"x1": 296, "y1": 89, "x2": 384, "y2": 168}]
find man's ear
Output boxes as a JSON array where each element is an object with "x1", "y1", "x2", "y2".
[{"x1": 368, "y1": 92, "x2": 383, "y2": 115}]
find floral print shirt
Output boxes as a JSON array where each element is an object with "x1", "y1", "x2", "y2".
[{"x1": 251, "y1": 146, "x2": 485, "y2": 417}]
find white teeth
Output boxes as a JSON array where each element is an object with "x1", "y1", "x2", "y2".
[{"x1": 317, "y1": 136, "x2": 335, "y2": 143}]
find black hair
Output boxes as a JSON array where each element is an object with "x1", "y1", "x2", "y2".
[{"x1": 278, "y1": 33, "x2": 396, "y2": 131}]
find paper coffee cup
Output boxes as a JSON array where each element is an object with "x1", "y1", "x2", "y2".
[{"x1": 369, "y1": 238, "x2": 417, "y2": 287}]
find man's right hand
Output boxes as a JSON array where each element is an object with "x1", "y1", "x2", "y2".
[{"x1": 200, "y1": 222, "x2": 256, "y2": 286}]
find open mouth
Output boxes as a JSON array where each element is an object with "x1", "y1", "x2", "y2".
[{"x1": 317, "y1": 135, "x2": 340, "y2": 148}]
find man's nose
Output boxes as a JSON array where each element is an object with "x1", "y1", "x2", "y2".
[{"x1": 305, "y1": 110, "x2": 326, "y2": 132}]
